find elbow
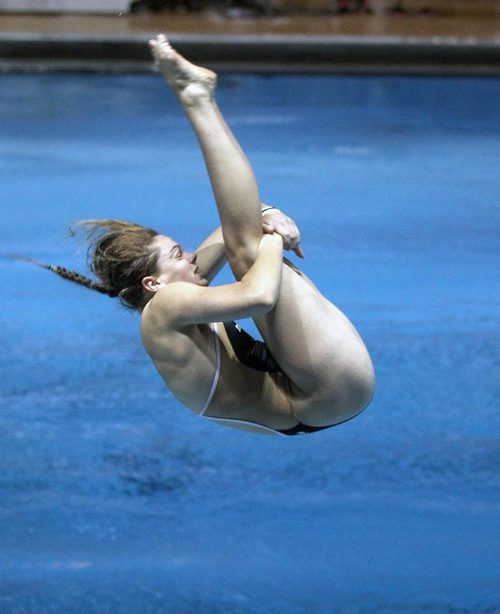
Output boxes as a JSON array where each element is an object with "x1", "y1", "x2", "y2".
[{"x1": 253, "y1": 286, "x2": 279, "y2": 315}]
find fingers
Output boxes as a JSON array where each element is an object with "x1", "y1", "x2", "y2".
[
  {"x1": 279, "y1": 221, "x2": 301, "y2": 254},
  {"x1": 293, "y1": 245, "x2": 305, "y2": 259},
  {"x1": 262, "y1": 215, "x2": 303, "y2": 256},
  {"x1": 263, "y1": 226, "x2": 304, "y2": 257}
]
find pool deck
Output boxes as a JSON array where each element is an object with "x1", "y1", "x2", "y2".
[{"x1": 0, "y1": 11, "x2": 499, "y2": 73}]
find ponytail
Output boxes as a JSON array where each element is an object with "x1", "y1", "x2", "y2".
[
  {"x1": 13, "y1": 255, "x2": 119, "y2": 298},
  {"x1": 12, "y1": 219, "x2": 161, "y2": 311}
]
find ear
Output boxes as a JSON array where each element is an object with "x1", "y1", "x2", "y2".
[{"x1": 141, "y1": 276, "x2": 163, "y2": 293}]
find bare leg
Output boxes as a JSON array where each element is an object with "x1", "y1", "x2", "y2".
[
  {"x1": 150, "y1": 35, "x2": 262, "y2": 280},
  {"x1": 150, "y1": 37, "x2": 375, "y2": 425}
]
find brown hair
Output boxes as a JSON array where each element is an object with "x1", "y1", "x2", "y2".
[{"x1": 17, "y1": 219, "x2": 160, "y2": 311}]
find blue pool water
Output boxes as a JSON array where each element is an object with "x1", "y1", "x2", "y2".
[{"x1": 0, "y1": 72, "x2": 499, "y2": 612}]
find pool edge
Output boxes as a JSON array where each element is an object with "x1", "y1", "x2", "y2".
[{"x1": 1, "y1": 32, "x2": 499, "y2": 75}]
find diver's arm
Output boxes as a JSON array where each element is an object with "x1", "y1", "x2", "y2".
[
  {"x1": 194, "y1": 204, "x2": 303, "y2": 282},
  {"x1": 154, "y1": 233, "x2": 283, "y2": 326},
  {"x1": 194, "y1": 226, "x2": 226, "y2": 283}
]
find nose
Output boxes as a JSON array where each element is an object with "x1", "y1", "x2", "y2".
[{"x1": 189, "y1": 252, "x2": 197, "y2": 264}]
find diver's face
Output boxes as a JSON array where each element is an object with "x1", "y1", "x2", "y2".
[{"x1": 148, "y1": 234, "x2": 208, "y2": 287}]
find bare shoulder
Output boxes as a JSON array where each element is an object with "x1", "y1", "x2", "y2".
[
  {"x1": 139, "y1": 283, "x2": 198, "y2": 358},
  {"x1": 141, "y1": 282, "x2": 205, "y2": 329}
]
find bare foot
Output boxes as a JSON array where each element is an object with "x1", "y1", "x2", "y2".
[{"x1": 149, "y1": 34, "x2": 216, "y2": 105}]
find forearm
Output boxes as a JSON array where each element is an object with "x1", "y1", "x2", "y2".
[
  {"x1": 159, "y1": 233, "x2": 284, "y2": 327},
  {"x1": 240, "y1": 233, "x2": 283, "y2": 309},
  {"x1": 194, "y1": 226, "x2": 226, "y2": 283}
]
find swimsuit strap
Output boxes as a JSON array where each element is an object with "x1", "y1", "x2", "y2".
[{"x1": 198, "y1": 322, "x2": 221, "y2": 416}]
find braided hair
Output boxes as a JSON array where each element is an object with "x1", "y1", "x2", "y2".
[
  {"x1": 16, "y1": 220, "x2": 161, "y2": 311},
  {"x1": 14, "y1": 256, "x2": 119, "y2": 297}
]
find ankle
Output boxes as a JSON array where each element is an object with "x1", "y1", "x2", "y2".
[{"x1": 178, "y1": 83, "x2": 214, "y2": 107}]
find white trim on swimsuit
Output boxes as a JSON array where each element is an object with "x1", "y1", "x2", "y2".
[
  {"x1": 197, "y1": 323, "x2": 287, "y2": 436},
  {"x1": 198, "y1": 322, "x2": 221, "y2": 417}
]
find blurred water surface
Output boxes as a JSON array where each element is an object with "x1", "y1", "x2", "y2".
[{"x1": 0, "y1": 72, "x2": 499, "y2": 612}]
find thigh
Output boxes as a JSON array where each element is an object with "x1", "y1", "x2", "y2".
[{"x1": 254, "y1": 261, "x2": 375, "y2": 423}]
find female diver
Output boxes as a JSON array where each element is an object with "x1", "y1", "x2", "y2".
[{"x1": 29, "y1": 36, "x2": 375, "y2": 436}]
